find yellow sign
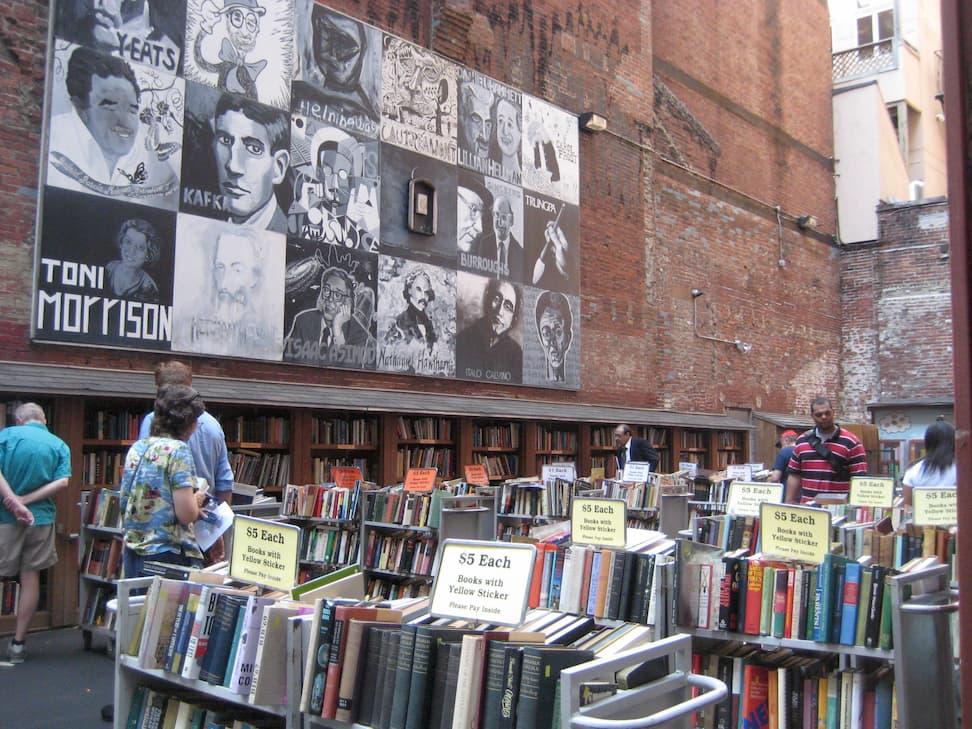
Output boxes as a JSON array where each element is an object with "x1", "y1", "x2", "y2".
[
  {"x1": 726, "y1": 481, "x2": 784, "y2": 517},
  {"x1": 913, "y1": 488, "x2": 958, "y2": 526},
  {"x1": 849, "y1": 477, "x2": 895, "y2": 508},
  {"x1": 571, "y1": 497, "x2": 627, "y2": 548},
  {"x1": 230, "y1": 515, "x2": 300, "y2": 591},
  {"x1": 759, "y1": 502, "x2": 832, "y2": 564}
]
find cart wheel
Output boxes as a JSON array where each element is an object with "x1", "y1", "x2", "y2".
[{"x1": 82, "y1": 629, "x2": 92, "y2": 651}]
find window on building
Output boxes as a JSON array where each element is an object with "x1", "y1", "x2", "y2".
[{"x1": 857, "y1": 9, "x2": 894, "y2": 58}]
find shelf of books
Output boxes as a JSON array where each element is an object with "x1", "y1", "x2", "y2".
[
  {"x1": 672, "y1": 513, "x2": 958, "y2": 729},
  {"x1": 79, "y1": 487, "x2": 125, "y2": 649},
  {"x1": 360, "y1": 487, "x2": 442, "y2": 600},
  {"x1": 714, "y1": 430, "x2": 745, "y2": 469},
  {"x1": 641, "y1": 426, "x2": 673, "y2": 473},
  {"x1": 677, "y1": 429, "x2": 710, "y2": 469},
  {"x1": 111, "y1": 509, "x2": 788, "y2": 729},
  {"x1": 282, "y1": 482, "x2": 364, "y2": 584},
  {"x1": 532, "y1": 423, "x2": 578, "y2": 478},
  {"x1": 391, "y1": 415, "x2": 457, "y2": 482},
  {"x1": 218, "y1": 410, "x2": 293, "y2": 493},
  {"x1": 309, "y1": 413, "x2": 379, "y2": 483},
  {"x1": 82, "y1": 402, "x2": 145, "y2": 489},
  {"x1": 588, "y1": 424, "x2": 618, "y2": 478},
  {"x1": 471, "y1": 419, "x2": 522, "y2": 481}
]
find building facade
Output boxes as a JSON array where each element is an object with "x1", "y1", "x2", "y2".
[
  {"x1": 0, "y1": 0, "x2": 840, "y2": 628},
  {"x1": 830, "y1": 0, "x2": 947, "y2": 243}
]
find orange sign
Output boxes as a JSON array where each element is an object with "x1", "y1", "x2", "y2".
[
  {"x1": 331, "y1": 467, "x2": 362, "y2": 489},
  {"x1": 404, "y1": 467, "x2": 438, "y2": 492},
  {"x1": 464, "y1": 464, "x2": 490, "y2": 486}
]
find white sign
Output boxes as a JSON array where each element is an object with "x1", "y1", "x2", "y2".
[
  {"x1": 726, "y1": 481, "x2": 785, "y2": 517},
  {"x1": 726, "y1": 464, "x2": 752, "y2": 481},
  {"x1": 431, "y1": 540, "x2": 537, "y2": 626},
  {"x1": 679, "y1": 462, "x2": 699, "y2": 478},
  {"x1": 542, "y1": 462, "x2": 576, "y2": 482},
  {"x1": 621, "y1": 461, "x2": 653, "y2": 483},
  {"x1": 747, "y1": 463, "x2": 764, "y2": 473}
]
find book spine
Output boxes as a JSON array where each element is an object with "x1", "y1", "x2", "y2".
[
  {"x1": 512, "y1": 649, "x2": 541, "y2": 729},
  {"x1": 838, "y1": 563, "x2": 860, "y2": 646},
  {"x1": 742, "y1": 562, "x2": 763, "y2": 635},
  {"x1": 388, "y1": 626, "x2": 417, "y2": 729}
]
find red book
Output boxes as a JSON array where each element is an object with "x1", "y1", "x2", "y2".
[
  {"x1": 748, "y1": 518, "x2": 760, "y2": 553},
  {"x1": 743, "y1": 562, "x2": 764, "y2": 635},
  {"x1": 740, "y1": 663, "x2": 770, "y2": 729},
  {"x1": 528, "y1": 544, "x2": 548, "y2": 608},
  {"x1": 861, "y1": 690, "x2": 876, "y2": 729}
]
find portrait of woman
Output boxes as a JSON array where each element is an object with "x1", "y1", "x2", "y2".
[{"x1": 106, "y1": 218, "x2": 161, "y2": 302}]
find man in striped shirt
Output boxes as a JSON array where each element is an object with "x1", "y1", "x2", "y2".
[{"x1": 785, "y1": 397, "x2": 867, "y2": 503}]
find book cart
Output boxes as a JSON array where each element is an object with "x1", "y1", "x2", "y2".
[{"x1": 669, "y1": 478, "x2": 960, "y2": 729}]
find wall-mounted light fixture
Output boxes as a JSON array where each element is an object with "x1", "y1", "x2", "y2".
[
  {"x1": 796, "y1": 214, "x2": 818, "y2": 230},
  {"x1": 578, "y1": 112, "x2": 608, "y2": 133},
  {"x1": 691, "y1": 289, "x2": 752, "y2": 354}
]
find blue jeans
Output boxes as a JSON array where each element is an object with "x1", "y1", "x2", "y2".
[{"x1": 123, "y1": 548, "x2": 203, "y2": 579}]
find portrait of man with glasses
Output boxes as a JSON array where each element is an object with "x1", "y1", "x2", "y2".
[
  {"x1": 186, "y1": 0, "x2": 293, "y2": 109},
  {"x1": 284, "y1": 253, "x2": 377, "y2": 368}
]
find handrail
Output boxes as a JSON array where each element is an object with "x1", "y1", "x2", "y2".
[{"x1": 569, "y1": 675, "x2": 727, "y2": 729}]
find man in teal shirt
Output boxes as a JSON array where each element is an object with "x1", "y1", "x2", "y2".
[{"x1": 0, "y1": 402, "x2": 71, "y2": 663}]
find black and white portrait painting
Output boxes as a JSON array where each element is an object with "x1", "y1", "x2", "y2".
[
  {"x1": 376, "y1": 255, "x2": 455, "y2": 377},
  {"x1": 457, "y1": 69, "x2": 521, "y2": 185},
  {"x1": 179, "y1": 82, "x2": 290, "y2": 232},
  {"x1": 521, "y1": 287, "x2": 580, "y2": 389},
  {"x1": 455, "y1": 272, "x2": 522, "y2": 385},
  {"x1": 170, "y1": 214, "x2": 285, "y2": 359},
  {"x1": 287, "y1": 113, "x2": 380, "y2": 250},
  {"x1": 457, "y1": 170, "x2": 525, "y2": 281},
  {"x1": 521, "y1": 95, "x2": 579, "y2": 205},
  {"x1": 46, "y1": 43, "x2": 184, "y2": 210},
  {"x1": 523, "y1": 190, "x2": 579, "y2": 294},
  {"x1": 53, "y1": 0, "x2": 185, "y2": 74},
  {"x1": 283, "y1": 241, "x2": 377, "y2": 369},
  {"x1": 292, "y1": 1, "x2": 381, "y2": 138},
  {"x1": 379, "y1": 36, "x2": 457, "y2": 164},
  {"x1": 35, "y1": 186, "x2": 175, "y2": 349},
  {"x1": 183, "y1": 0, "x2": 294, "y2": 110},
  {"x1": 379, "y1": 143, "x2": 456, "y2": 263}
]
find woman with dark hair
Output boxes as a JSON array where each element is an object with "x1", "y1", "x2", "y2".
[
  {"x1": 119, "y1": 384, "x2": 208, "y2": 577},
  {"x1": 903, "y1": 419, "x2": 957, "y2": 504}
]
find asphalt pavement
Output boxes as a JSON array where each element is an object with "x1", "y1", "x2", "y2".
[{"x1": 0, "y1": 627, "x2": 114, "y2": 729}]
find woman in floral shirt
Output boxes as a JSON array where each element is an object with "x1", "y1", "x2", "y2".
[{"x1": 120, "y1": 384, "x2": 208, "y2": 578}]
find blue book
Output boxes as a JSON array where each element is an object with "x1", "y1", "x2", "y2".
[
  {"x1": 838, "y1": 562, "x2": 862, "y2": 646},
  {"x1": 874, "y1": 672, "x2": 893, "y2": 729},
  {"x1": 586, "y1": 552, "x2": 602, "y2": 616},
  {"x1": 221, "y1": 604, "x2": 247, "y2": 687}
]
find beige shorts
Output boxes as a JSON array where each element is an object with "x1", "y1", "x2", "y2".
[{"x1": 0, "y1": 523, "x2": 57, "y2": 575}]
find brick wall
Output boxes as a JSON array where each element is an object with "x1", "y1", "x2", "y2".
[
  {"x1": 840, "y1": 198, "x2": 953, "y2": 421},
  {"x1": 0, "y1": 0, "x2": 842, "y2": 417}
]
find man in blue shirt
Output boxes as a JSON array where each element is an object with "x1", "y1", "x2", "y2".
[
  {"x1": 0, "y1": 402, "x2": 71, "y2": 663},
  {"x1": 769, "y1": 429, "x2": 799, "y2": 484},
  {"x1": 139, "y1": 361, "x2": 234, "y2": 560}
]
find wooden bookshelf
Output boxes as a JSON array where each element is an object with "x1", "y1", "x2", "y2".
[
  {"x1": 676, "y1": 428, "x2": 710, "y2": 469},
  {"x1": 382, "y1": 413, "x2": 457, "y2": 482},
  {"x1": 213, "y1": 406, "x2": 293, "y2": 493},
  {"x1": 714, "y1": 429, "x2": 745, "y2": 469}
]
